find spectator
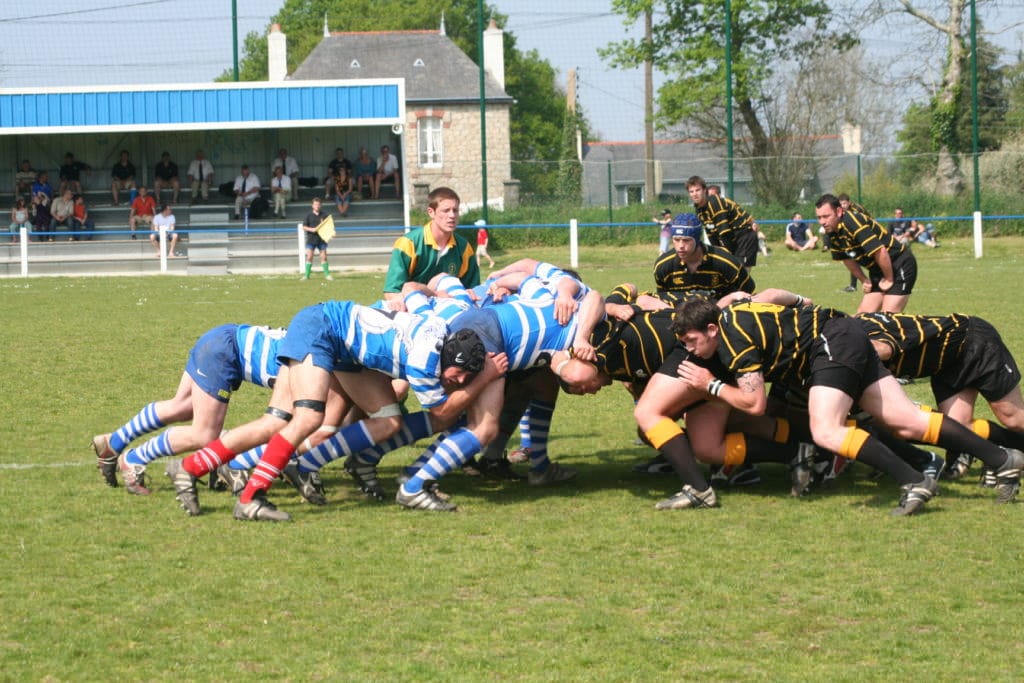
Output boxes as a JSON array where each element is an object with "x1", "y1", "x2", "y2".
[
  {"x1": 153, "y1": 152, "x2": 181, "y2": 205},
  {"x1": 271, "y1": 148, "x2": 299, "y2": 201},
  {"x1": 31, "y1": 172, "x2": 53, "y2": 239},
  {"x1": 784, "y1": 213, "x2": 817, "y2": 251},
  {"x1": 654, "y1": 208, "x2": 673, "y2": 253},
  {"x1": 270, "y1": 166, "x2": 291, "y2": 219},
  {"x1": 233, "y1": 165, "x2": 262, "y2": 219},
  {"x1": 475, "y1": 219, "x2": 495, "y2": 268},
  {"x1": 889, "y1": 207, "x2": 914, "y2": 245},
  {"x1": 755, "y1": 222, "x2": 770, "y2": 256},
  {"x1": 374, "y1": 145, "x2": 401, "y2": 199},
  {"x1": 150, "y1": 204, "x2": 179, "y2": 257},
  {"x1": 352, "y1": 147, "x2": 376, "y2": 199},
  {"x1": 707, "y1": 184, "x2": 722, "y2": 196},
  {"x1": 186, "y1": 149, "x2": 214, "y2": 205},
  {"x1": 10, "y1": 198, "x2": 30, "y2": 242},
  {"x1": 333, "y1": 166, "x2": 352, "y2": 218},
  {"x1": 300, "y1": 196, "x2": 333, "y2": 281},
  {"x1": 323, "y1": 147, "x2": 352, "y2": 200},
  {"x1": 911, "y1": 221, "x2": 939, "y2": 248},
  {"x1": 58, "y1": 153, "x2": 90, "y2": 196},
  {"x1": 15, "y1": 159, "x2": 36, "y2": 198},
  {"x1": 50, "y1": 188, "x2": 76, "y2": 240},
  {"x1": 71, "y1": 194, "x2": 95, "y2": 241},
  {"x1": 129, "y1": 186, "x2": 156, "y2": 239},
  {"x1": 110, "y1": 150, "x2": 136, "y2": 206}
]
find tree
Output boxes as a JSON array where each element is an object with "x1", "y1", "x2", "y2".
[
  {"x1": 556, "y1": 108, "x2": 583, "y2": 205},
  {"x1": 220, "y1": 0, "x2": 581, "y2": 199},
  {"x1": 602, "y1": 0, "x2": 856, "y2": 206}
]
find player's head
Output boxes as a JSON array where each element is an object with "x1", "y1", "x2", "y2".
[
  {"x1": 441, "y1": 328, "x2": 486, "y2": 375},
  {"x1": 686, "y1": 175, "x2": 708, "y2": 205},
  {"x1": 815, "y1": 194, "x2": 843, "y2": 232},
  {"x1": 670, "y1": 213, "x2": 703, "y2": 242},
  {"x1": 670, "y1": 298, "x2": 721, "y2": 359}
]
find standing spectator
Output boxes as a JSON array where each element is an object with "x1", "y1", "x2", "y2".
[
  {"x1": 475, "y1": 219, "x2": 495, "y2": 268},
  {"x1": 10, "y1": 198, "x2": 30, "y2": 242},
  {"x1": 129, "y1": 186, "x2": 156, "y2": 239},
  {"x1": 271, "y1": 148, "x2": 300, "y2": 201},
  {"x1": 58, "y1": 152, "x2": 90, "y2": 196},
  {"x1": 353, "y1": 147, "x2": 376, "y2": 199},
  {"x1": 15, "y1": 159, "x2": 36, "y2": 198},
  {"x1": 50, "y1": 188, "x2": 76, "y2": 240},
  {"x1": 333, "y1": 167, "x2": 352, "y2": 218},
  {"x1": 71, "y1": 194, "x2": 95, "y2": 241},
  {"x1": 150, "y1": 204, "x2": 179, "y2": 257},
  {"x1": 300, "y1": 196, "x2": 333, "y2": 281},
  {"x1": 889, "y1": 207, "x2": 914, "y2": 245},
  {"x1": 270, "y1": 166, "x2": 291, "y2": 219},
  {"x1": 374, "y1": 145, "x2": 401, "y2": 199},
  {"x1": 323, "y1": 147, "x2": 353, "y2": 200},
  {"x1": 153, "y1": 152, "x2": 181, "y2": 205},
  {"x1": 686, "y1": 175, "x2": 760, "y2": 267},
  {"x1": 784, "y1": 213, "x2": 817, "y2": 251},
  {"x1": 110, "y1": 150, "x2": 136, "y2": 206},
  {"x1": 31, "y1": 172, "x2": 53, "y2": 239},
  {"x1": 654, "y1": 208, "x2": 673, "y2": 253},
  {"x1": 186, "y1": 149, "x2": 214, "y2": 204},
  {"x1": 232, "y1": 165, "x2": 262, "y2": 219}
]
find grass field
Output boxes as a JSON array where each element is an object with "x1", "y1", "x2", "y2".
[{"x1": 3, "y1": 235, "x2": 1024, "y2": 681}]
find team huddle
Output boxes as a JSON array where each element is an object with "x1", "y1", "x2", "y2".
[{"x1": 90, "y1": 182, "x2": 1024, "y2": 520}]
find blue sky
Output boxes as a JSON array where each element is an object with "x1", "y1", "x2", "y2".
[{"x1": 0, "y1": 1, "x2": 1021, "y2": 142}]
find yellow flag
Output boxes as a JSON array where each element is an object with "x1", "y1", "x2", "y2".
[{"x1": 316, "y1": 214, "x2": 335, "y2": 242}]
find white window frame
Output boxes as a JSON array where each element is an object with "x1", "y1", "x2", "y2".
[{"x1": 418, "y1": 116, "x2": 443, "y2": 168}]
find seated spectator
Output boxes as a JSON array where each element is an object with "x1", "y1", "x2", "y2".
[
  {"x1": 889, "y1": 207, "x2": 914, "y2": 245},
  {"x1": 129, "y1": 186, "x2": 156, "y2": 239},
  {"x1": 31, "y1": 172, "x2": 54, "y2": 237},
  {"x1": 271, "y1": 148, "x2": 299, "y2": 201},
  {"x1": 333, "y1": 167, "x2": 353, "y2": 217},
  {"x1": 784, "y1": 213, "x2": 817, "y2": 251},
  {"x1": 58, "y1": 153, "x2": 90, "y2": 196},
  {"x1": 353, "y1": 147, "x2": 376, "y2": 198},
  {"x1": 50, "y1": 188, "x2": 76, "y2": 241},
  {"x1": 15, "y1": 159, "x2": 36, "y2": 198},
  {"x1": 755, "y1": 222, "x2": 769, "y2": 256},
  {"x1": 71, "y1": 194, "x2": 95, "y2": 241},
  {"x1": 910, "y1": 221, "x2": 939, "y2": 248},
  {"x1": 270, "y1": 166, "x2": 291, "y2": 219},
  {"x1": 374, "y1": 145, "x2": 401, "y2": 199},
  {"x1": 110, "y1": 150, "x2": 136, "y2": 206},
  {"x1": 233, "y1": 165, "x2": 262, "y2": 219},
  {"x1": 150, "y1": 204, "x2": 179, "y2": 257},
  {"x1": 153, "y1": 152, "x2": 181, "y2": 205},
  {"x1": 187, "y1": 149, "x2": 214, "y2": 205},
  {"x1": 10, "y1": 198, "x2": 30, "y2": 243},
  {"x1": 323, "y1": 147, "x2": 353, "y2": 200}
]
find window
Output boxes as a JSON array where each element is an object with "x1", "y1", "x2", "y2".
[{"x1": 418, "y1": 116, "x2": 443, "y2": 168}]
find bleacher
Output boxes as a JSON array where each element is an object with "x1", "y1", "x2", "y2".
[{"x1": 0, "y1": 179, "x2": 406, "y2": 277}]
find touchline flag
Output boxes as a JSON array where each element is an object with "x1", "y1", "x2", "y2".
[{"x1": 316, "y1": 214, "x2": 336, "y2": 242}]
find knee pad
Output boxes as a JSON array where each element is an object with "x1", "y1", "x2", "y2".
[{"x1": 369, "y1": 403, "x2": 402, "y2": 419}]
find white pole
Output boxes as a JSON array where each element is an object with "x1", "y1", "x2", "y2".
[
  {"x1": 973, "y1": 211, "x2": 983, "y2": 259},
  {"x1": 569, "y1": 218, "x2": 579, "y2": 269},
  {"x1": 19, "y1": 227, "x2": 28, "y2": 277},
  {"x1": 159, "y1": 226, "x2": 168, "y2": 272},
  {"x1": 297, "y1": 223, "x2": 306, "y2": 273}
]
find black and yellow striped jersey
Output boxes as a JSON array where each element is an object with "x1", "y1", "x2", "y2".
[
  {"x1": 827, "y1": 208, "x2": 906, "y2": 271},
  {"x1": 695, "y1": 194, "x2": 755, "y2": 253},
  {"x1": 716, "y1": 302, "x2": 845, "y2": 385},
  {"x1": 855, "y1": 312, "x2": 970, "y2": 378},
  {"x1": 653, "y1": 245, "x2": 755, "y2": 305},
  {"x1": 591, "y1": 308, "x2": 678, "y2": 385}
]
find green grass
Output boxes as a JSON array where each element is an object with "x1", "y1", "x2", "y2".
[{"x1": 3, "y1": 236, "x2": 1024, "y2": 681}]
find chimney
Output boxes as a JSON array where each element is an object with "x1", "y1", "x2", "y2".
[
  {"x1": 483, "y1": 19, "x2": 505, "y2": 91},
  {"x1": 268, "y1": 24, "x2": 287, "y2": 82}
]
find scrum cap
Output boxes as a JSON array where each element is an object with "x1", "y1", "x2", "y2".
[
  {"x1": 670, "y1": 213, "x2": 703, "y2": 241},
  {"x1": 441, "y1": 329, "x2": 486, "y2": 374}
]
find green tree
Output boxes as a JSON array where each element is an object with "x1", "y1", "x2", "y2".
[
  {"x1": 220, "y1": 0, "x2": 579, "y2": 199},
  {"x1": 602, "y1": 0, "x2": 855, "y2": 206},
  {"x1": 556, "y1": 108, "x2": 583, "y2": 205}
]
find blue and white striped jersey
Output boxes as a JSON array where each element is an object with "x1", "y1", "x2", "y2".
[{"x1": 234, "y1": 324, "x2": 287, "y2": 388}]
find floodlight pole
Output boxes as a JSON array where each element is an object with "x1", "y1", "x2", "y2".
[
  {"x1": 724, "y1": 0, "x2": 734, "y2": 197},
  {"x1": 232, "y1": 0, "x2": 239, "y2": 81},
  {"x1": 969, "y1": 0, "x2": 982, "y2": 257}
]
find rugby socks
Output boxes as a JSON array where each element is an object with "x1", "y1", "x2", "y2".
[
  {"x1": 293, "y1": 421, "x2": 374, "y2": 472},
  {"x1": 724, "y1": 433, "x2": 799, "y2": 465},
  {"x1": 346, "y1": 412, "x2": 433, "y2": 468},
  {"x1": 836, "y1": 426, "x2": 921, "y2": 486},
  {"x1": 402, "y1": 428, "x2": 481, "y2": 494},
  {"x1": 321, "y1": 262, "x2": 330, "y2": 278},
  {"x1": 645, "y1": 418, "x2": 709, "y2": 490},
  {"x1": 922, "y1": 412, "x2": 1009, "y2": 470},
  {"x1": 109, "y1": 402, "x2": 164, "y2": 453},
  {"x1": 518, "y1": 409, "x2": 532, "y2": 451},
  {"x1": 973, "y1": 419, "x2": 1024, "y2": 451},
  {"x1": 402, "y1": 434, "x2": 445, "y2": 479},
  {"x1": 229, "y1": 445, "x2": 264, "y2": 470},
  {"x1": 304, "y1": 262, "x2": 312, "y2": 278},
  {"x1": 239, "y1": 433, "x2": 293, "y2": 503},
  {"x1": 525, "y1": 400, "x2": 555, "y2": 473},
  {"x1": 123, "y1": 431, "x2": 174, "y2": 466},
  {"x1": 182, "y1": 438, "x2": 237, "y2": 478}
]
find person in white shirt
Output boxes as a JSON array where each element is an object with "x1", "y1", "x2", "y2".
[
  {"x1": 373, "y1": 145, "x2": 401, "y2": 199},
  {"x1": 233, "y1": 166, "x2": 262, "y2": 219},
  {"x1": 150, "y1": 204, "x2": 178, "y2": 257},
  {"x1": 270, "y1": 166, "x2": 292, "y2": 218},
  {"x1": 271, "y1": 148, "x2": 300, "y2": 200},
  {"x1": 186, "y1": 150, "x2": 214, "y2": 205}
]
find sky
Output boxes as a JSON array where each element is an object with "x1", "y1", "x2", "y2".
[{"x1": 1, "y1": 1, "x2": 1022, "y2": 142}]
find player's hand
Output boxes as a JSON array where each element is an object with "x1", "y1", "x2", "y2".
[
  {"x1": 554, "y1": 293, "x2": 577, "y2": 325},
  {"x1": 677, "y1": 360, "x2": 713, "y2": 390},
  {"x1": 483, "y1": 351, "x2": 509, "y2": 379},
  {"x1": 878, "y1": 277, "x2": 893, "y2": 293},
  {"x1": 862, "y1": 280, "x2": 872, "y2": 293},
  {"x1": 571, "y1": 340, "x2": 596, "y2": 363},
  {"x1": 606, "y1": 303, "x2": 635, "y2": 321}
]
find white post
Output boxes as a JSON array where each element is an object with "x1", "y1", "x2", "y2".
[
  {"x1": 569, "y1": 219, "x2": 579, "y2": 269},
  {"x1": 159, "y1": 226, "x2": 168, "y2": 272},
  {"x1": 19, "y1": 227, "x2": 28, "y2": 277},
  {"x1": 297, "y1": 223, "x2": 306, "y2": 273},
  {"x1": 973, "y1": 211, "x2": 983, "y2": 259}
]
